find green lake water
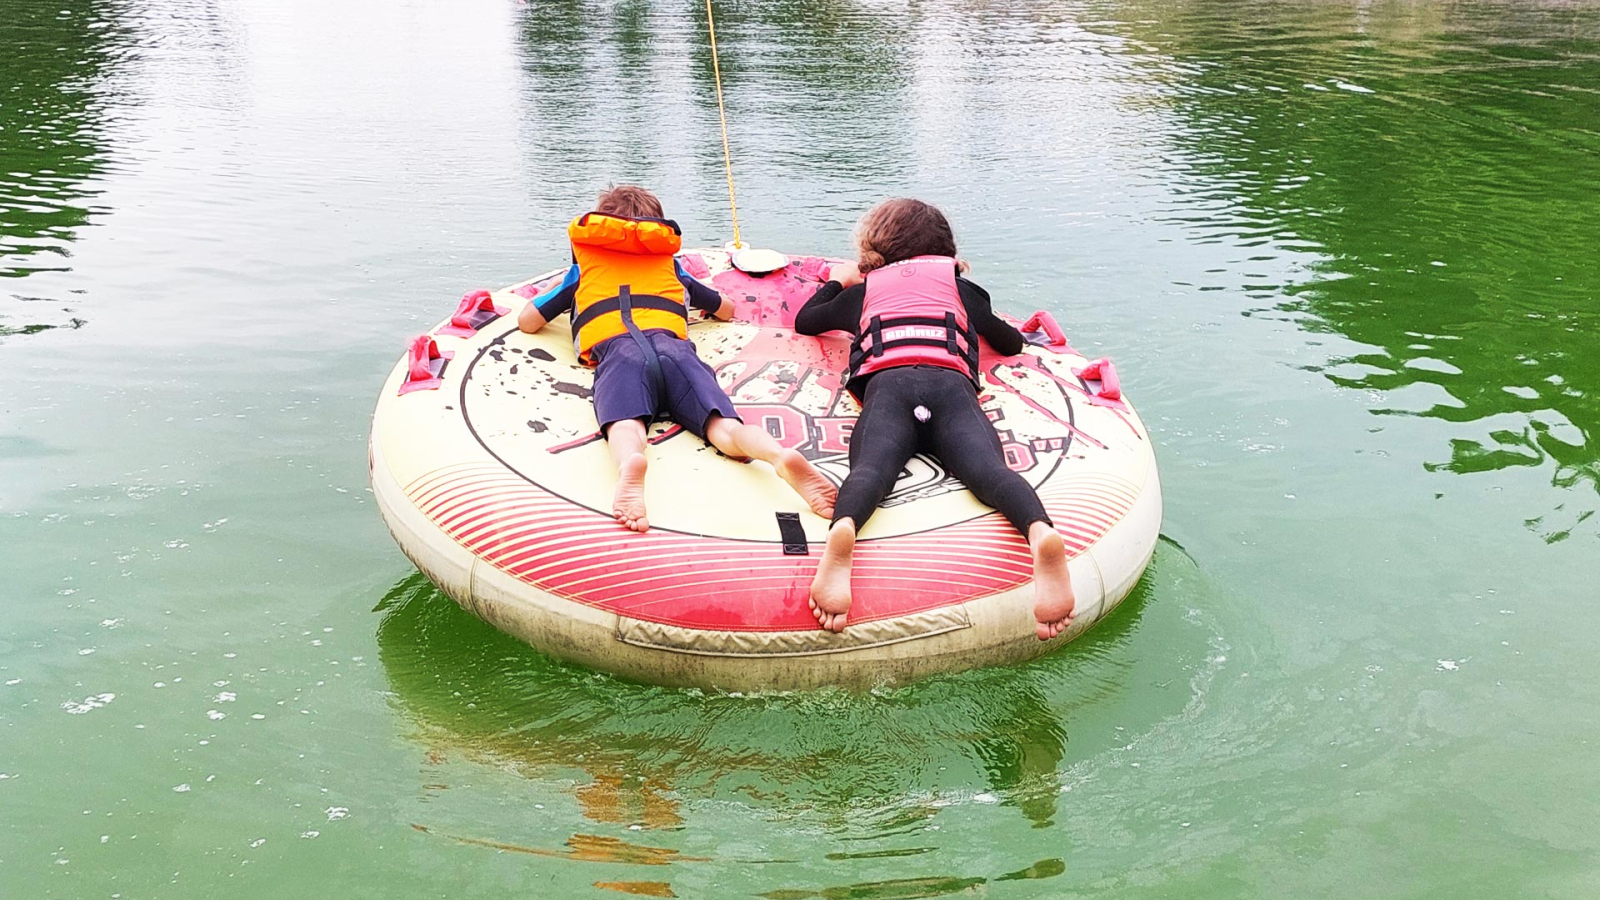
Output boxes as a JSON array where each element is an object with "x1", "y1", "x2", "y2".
[{"x1": 3, "y1": 0, "x2": 1598, "y2": 896}]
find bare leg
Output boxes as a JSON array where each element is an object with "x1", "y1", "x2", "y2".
[
  {"x1": 809, "y1": 518, "x2": 856, "y2": 632},
  {"x1": 704, "y1": 415, "x2": 836, "y2": 518},
  {"x1": 1030, "y1": 521, "x2": 1075, "y2": 640},
  {"x1": 607, "y1": 419, "x2": 650, "y2": 533}
]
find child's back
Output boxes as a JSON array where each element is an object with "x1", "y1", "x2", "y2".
[{"x1": 516, "y1": 185, "x2": 835, "y2": 532}]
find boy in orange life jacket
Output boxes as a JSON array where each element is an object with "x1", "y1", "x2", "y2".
[{"x1": 517, "y1": 185, "x2": 836, "y2": 533}]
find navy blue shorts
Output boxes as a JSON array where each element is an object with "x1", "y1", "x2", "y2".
[{"x1": 590, "y1": 331, "x2": 740, "y2": 439}]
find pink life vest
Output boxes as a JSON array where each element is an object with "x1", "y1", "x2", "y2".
[{"x1": 847, "y1": 255, "x2": 981, "y2": 395}]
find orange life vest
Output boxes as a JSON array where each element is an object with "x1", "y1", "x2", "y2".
[{"x1": 567, "y1": 213, "x2": 687, "y2": 364}]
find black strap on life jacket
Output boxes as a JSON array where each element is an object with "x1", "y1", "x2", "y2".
[
  {"x1": 617, "y1": 285, "x2": 667, "y2": 423},
  {"x1": 846, "y1": 313, "x2": 981, "y2": 385},
  {"x1": 571, "y1": 291, "x2": 686, "y2": 334}
]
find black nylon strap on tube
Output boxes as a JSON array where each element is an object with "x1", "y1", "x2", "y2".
[{"x1": 775, "y1": 512, "x2": 809, "y2": 555}]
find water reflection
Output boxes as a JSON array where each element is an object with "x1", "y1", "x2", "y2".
[
  {"x1": 0, "y1": 0, "x2": 121, "y2": 336},
  {"x1": 1118, "y1": 0, "x2": 1600, "y2": 538},
  {"x1": 514, "y1": 0, "x2": 919, "y2": 216},
  {"x1": 374, "y1": 564, "x2": 1165, "y2": 834}
]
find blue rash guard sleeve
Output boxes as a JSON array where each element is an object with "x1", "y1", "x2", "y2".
[
  {"x1": 676, "y1": 261, "x2": 725, "y2": 314},
  {"x1": 532, "y1": 263, "x2": 580, "y2": 320}
]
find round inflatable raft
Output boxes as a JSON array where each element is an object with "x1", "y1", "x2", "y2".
[{"x1": 371, "y1": 249, "x2": 1161, "y2": 690}]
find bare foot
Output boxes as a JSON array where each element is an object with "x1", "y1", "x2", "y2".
[
  {"x1": 809, "y1": 520, "x2": 855, "y2": 632},
  {"x1": 1030, "y1": 526, "x2": 1075, "y2": 640},
  {"x1": 775, "y1": 449, "x2": 838, "y2": 519},
  {"x1": 613, "y1": 453, "x2": 649, "y2": 533}
]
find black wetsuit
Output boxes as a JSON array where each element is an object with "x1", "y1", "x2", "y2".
[{"x1": 795, "y1": 277, "x2": 1052, "y2": 535}]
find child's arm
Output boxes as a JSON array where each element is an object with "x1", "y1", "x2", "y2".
[
  {"x1": 518, "y1": 304, "x2": 550, "y2": 334},
  {"x1": 794, "y1": 261, "x2": 865, "y2": 336},
  {"x1": 519, "y1": 264, "x2": 579, "y2": 335},
  {"x1": 794, "y1": 276, "x2": 865, "y2": 336},
  {"x1": 678, "y1": 263, "x2": 734, "y2": 320},
  {"x1": 957, "y1": 276, "x2": 1025, "y2": 356},
  {"x1": 699, "y1": 293, "x2": 736, "y2": 321}
]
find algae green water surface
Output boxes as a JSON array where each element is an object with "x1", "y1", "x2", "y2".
[{"x1": 3, "y1": 0, "x2": 1598, "y2": 896}]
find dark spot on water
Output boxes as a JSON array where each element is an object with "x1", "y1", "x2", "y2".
[
  {"x1": 489, "y1": 349, "x2": 505, "y2": 362},
  {"x1": 776, "y1": 371, "x2": 797, "y2": 384},
  {"x1": 528, "y1": 348, "x2": 556, "y2": 362},
  {"x1": 444, "y1": 405, "x2": 454, "y2": 410},
  {"x1": 0, "y1": 319, "x2": 85, "y2": 336},
  {"x1": 593, "y1": 882, "x2": 676, "y2": 898},
  {"x1": 509, "y1": 364, "x2": 519, "y2": 375},
  {"x1": 757, "y1": 876, "x2": 987, "y2": 900},
  {"x1": 996, "y1": 859, "x2": 1065, "y2": 881},
  {"x1": 824, "y1": 847, "x2": 933, "y2": 861},
  {"x1": 527, "y1": 420, "x2": 548, "y2": 433},
  {"x1": 554, "y1": 382, "x2": 593, "y2": 399}
]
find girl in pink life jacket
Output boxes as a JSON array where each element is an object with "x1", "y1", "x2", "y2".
[{"x1": 794, "y1": 199, "x2": 1075, "y2": 641}]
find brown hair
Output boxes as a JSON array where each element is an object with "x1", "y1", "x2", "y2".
[
  {"x1": 595, "y1": 184, "x2": 665, "y2": 220},
  {"x1": 854, "y1": 198, "x2": 958, "y2": 272}
]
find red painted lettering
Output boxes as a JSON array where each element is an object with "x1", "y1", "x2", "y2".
[
  {"x1": 1003, "y1": 441, "x2": 1036, "y2": 473},
  {"x1": 739, "y1": 404, "x2": 810, "y2": 451},
  {"x1": 815, "y1": 417, "x2": 854, "y2": 454}
]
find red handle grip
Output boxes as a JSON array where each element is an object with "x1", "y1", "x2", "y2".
[
  {"x1": 797, "y1": 256, "x2": 832, "y2": 281},
  {"x1": 677, "y1": 252, "x2": 712, "y2": 280},
  {"x1": 1020, "y1": 310, "x2": 1068, "y2": 346},
  {"x1": 407, "y1": 334, "x2": 443, "y2": 382},
  {"x1": 449, "y1": 290, "x2": 496, "y2": 329},
  {"x1": 1077, "y1": 357, "x2": 1122, "y2": 401}
]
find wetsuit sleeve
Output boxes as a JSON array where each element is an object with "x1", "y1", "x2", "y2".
[
  {"x1": 794, "y1": 281, "x2": 866, "y2": 336},
  {"x1": 532, "y1": 264, "x2": 580, "y2": 319},
  {"x1": 958, "y1": 277, "x2": 1025, "y2": 356},
  {"x1": 676, "y1": 261, "x2": 726, "y2": 314}
]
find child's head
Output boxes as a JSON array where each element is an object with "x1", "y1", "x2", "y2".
[
  {"x1": 595, "y1": 184, "x2": 665, "y2": 220},
  {"x1": 854, "y1": 198, "x2": 957, "y2": 273}
]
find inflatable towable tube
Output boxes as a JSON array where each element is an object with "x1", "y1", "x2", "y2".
[{"x1": 370, "y1": 249, "x2": 1161, "y2": 690}]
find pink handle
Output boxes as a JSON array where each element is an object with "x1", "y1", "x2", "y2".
[
  {"x1": 407, "y1": 334, "x2": 443, "y2": 382},
  {"x1": 796, "y1": 256, "x2": 832, "y2": 281},
  {"x1": 1077, "y1": 357, "x2": 1122, "y2": 401},
  {"x1": 677, "y1": 252, "x2": 711, "y2": 279},
  {"x1": 1020, "y1": 310, "x2": 1068, "y2": 346},
  {"x1": 449, "y1": 290, "x2": 496, "y2": 329}
]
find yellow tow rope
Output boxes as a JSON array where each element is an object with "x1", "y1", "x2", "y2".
[{"x1": 703, "y1": 0, "x2": 742, "y2": 248}]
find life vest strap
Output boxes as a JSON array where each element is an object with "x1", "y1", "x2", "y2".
[
  {"x1": 571, "y1": 291, "x2": 687, "y2": 333},
  {"x1": 846, "y1": 312, "x2": 982, "y2": 384},
  {"x1": 849, "y1": 317, "x2": 959, "y2": 358},
  {"x1": 862, "y1": 314, "x2": 957, "y2": 330},
  {"x1": 617, "y1": 286, "x2": 667, "y2": 424}
]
